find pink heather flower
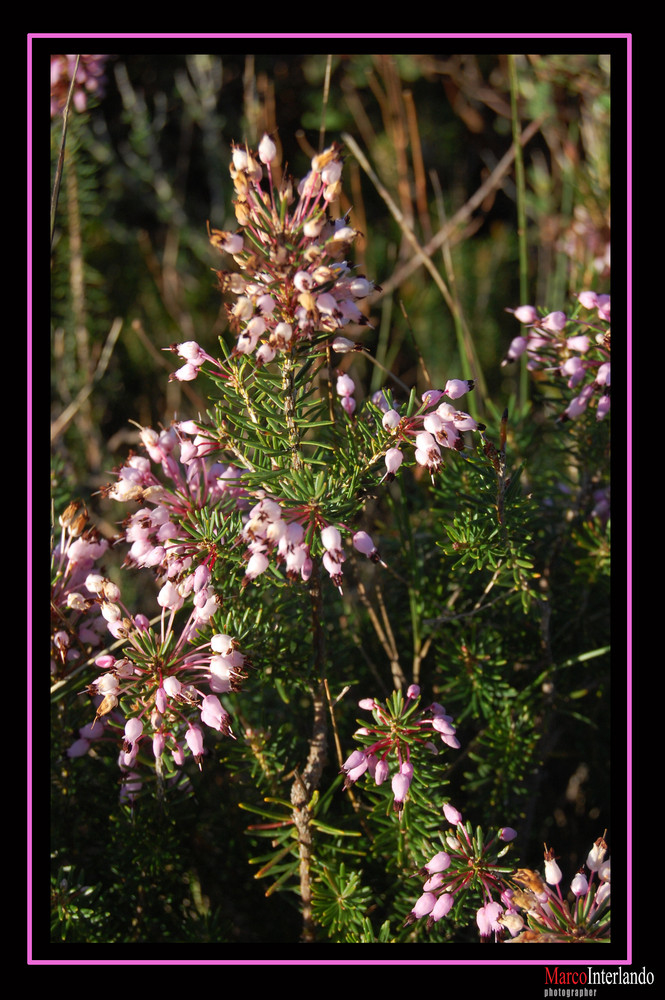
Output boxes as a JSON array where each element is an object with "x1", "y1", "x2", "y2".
[
  {"x1": 544, "y1": 847, "x2": 563, "y2": 885},
  {"x1": 157, "y1": 581, "x2": 184, "y2": 611},
  {"x1": 383, "y1": 447, "x2": 403, "y2": 478},
  {"x1": 352, "y1": 530, "x2": 385, "y2": 565},
  {"x1": 444, "y1": 378, "x2": 475, "y2": 399},
  {"x1": 336, "y1": 373, "x2": 355, "y2": 397},
  {"x1": 511, "y1": 305, "x2": 538, "y2": 324},
  {"x1": 564, "y1": 383, "x2": 594, "y2": 420},
  {"x1": 429, "y1": 890, "x2": 455, "y2": 924},
  {"x1": 321, "y1": 525, "x2": 343, "y2": 554},
  {"x1": 185, "y1": 725, "x2": 205, "y2": 765},
  {"x1": 341, "y1": 750, "x2": 369, "y2": 789},
  {"x1": 124, "y1": 717, "x2": 143, "y2": 747},
  {"x1": 258, "y1": 133, "x2": 277, "y2": 164},
  {"x1": 410, "y1": 892, "x2": 437, "y2": 921},
  {"x1": 443, "y1": 803, "x2": 463, "y2": 825},
  {"x1": 67, "y1": 738, "x2": 92, "y2": 758},
  {"x1": 382, "y1": 408, "x2": 401, "y2": 431},
  {"x1": 424, "y1": 851, "x2": 451, "y2": 875},
  {"x1": 421, "y1": 389, "x2": 445, "y2": 408},
  {"x1": 499, "y1": 827, "x2": 518, "y2": 842},
  {"x1": 597, "y1": 294, "x2": 610, "y2": 320},
  {"x1": 200, "y1": 694, "x2": 233, "y2": 735},
  {"x1": 423, "y1": 872, "x2": 446, "y2": 892},
  {"x1": 391, "y1": 761, "x2": 413, "y2": 811},
  {"x1": 374, "y1": 758, "x2": 390, "y2": 786},
  {"x1": 414, "y1": 432, "x2": 441, "y2": 472},
  {"x1": 596, "y1": 362, "x2": 611, "y2": 386},
  {"x1": 586, "y1": 837, "x2": 608, "y2": 871},
  {"x1": 566, "y1": 334, "x2": 590, "y2": 353},
  {"x1": 561, "y1": 356, "x2": 586, "y2": 388},
  {"x1": 244, "y1": 551, "x2": 269, "y2": 581},
  {"x1": 163, "y1": 675, "x2": 182, "y2": 699},
  {"x1": 571, "y1": 871, "x2": 589, "y2": 896},
  {"x1": 476, "y1": 900, "x2": 503, "y2": 937},
  {"x1": 578, "y1": 290, "x2": 599, "y2": 309},
  {"x1": 596, "y1": 394, "x2": 610, "y2": 420},
  {"x1": 501, "y1": 335, "x2": 528, "y2": 366},
  {"x1": 541, "y1": 311, "x2": 567, "y2": 332}
]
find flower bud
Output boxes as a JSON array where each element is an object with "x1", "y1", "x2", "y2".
[{"x1": 258, "y1": 133, "x2": 277, "y2": 164}]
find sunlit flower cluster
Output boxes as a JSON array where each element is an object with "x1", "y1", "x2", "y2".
[
  {"x1": 240, "y1": 494, "x2": 385, "y2": 593},
  {"x1": 371, "y1": 380, "x2": 478, "y2": 481},
  {"x1": 51, "y1": 501, "x2": 111, "y2": 678},
  {"x1": 405, "y1": 816, "x2": 611, "y2": 944},
  {"x1": 404, "y1": 804, "x2": 517, "y2": 935},
  {"x1": 209, "y1": 136, "x2": 378, "y2": 363},
  {"x1": 341, "y1": 686, "x2": 460, "y2": 813},
  {"x1": 503, "y1": 292, "x2": 610, "y2": 422}
]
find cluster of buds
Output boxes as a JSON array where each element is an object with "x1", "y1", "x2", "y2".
[
  {"x1": 208, "y1": 136, "x2": 378, "y2": 364},
  {"x1": 340, "y1": 686, "x2": 460, "y2": 813},
  {"x1": 240, "y1": 495, "x2": 385, "y2": 593},
  {"x1": 503, "y1": 292, "x2": 610, "y2": 422},
  {"x1": 51, "y1": 501, "x2": 111, "y2": 678},
  {"x1": 372, "y1": 380, "x2": 478, "y2": 482}
]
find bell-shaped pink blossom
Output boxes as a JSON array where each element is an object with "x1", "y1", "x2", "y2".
[
  {"x1": 443, "y1": 802, "x2": 463, "y2": 825},
  {"x1": 444, "y1": 378, "x2": 474, "y2": 399},
  {"x1": 476, "y1": 900, "x2": 503, "y2": 937}
]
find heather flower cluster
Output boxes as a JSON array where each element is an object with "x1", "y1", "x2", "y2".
[
  {"x1": 51, "y1": 501, "x2": 111, "y2": 678},
  {"x1": 502, "y1": 836, "x2": 611, "y2": 943},
  {"x1": 503, "y1": 292, "x2": 610, "y2": 422},
  {"x1": 404, "y1": 804, "x2": 518, "y2": 935},
  {"x1": 240, "y1": 495, "x2": 385, "y2": 593},
  {"x1": 371, "y1": 380, "x2": 479, "y2": 482},
  {"x1": 68, "y1": 584, "x2": 249, "y2": 788},
  {"x1": 107, "y1": 418, "x2": 243, "y2": 621},
  {"x1": 405, "y1": 810, "x2": 610, "y2": 943},
  {"x1": 341, "y1": 686, "x2": 460, "y2": 813},
  {"x1": 208, "y1": 135, "x2": 378, "y2": 364},
  {"x1": 50, "y1": 54, "x2": 110, "y2": 117},
  {"x1": 61, "y1": 422, "x2": 257, "y2": 783}
]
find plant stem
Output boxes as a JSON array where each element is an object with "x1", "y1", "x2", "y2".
[
  {"x1": 281, "y1": 352, "x2": 303, "y2": 471},
  {"x1": 290, "y1": 559, "x2": 328, "y2": 941}
]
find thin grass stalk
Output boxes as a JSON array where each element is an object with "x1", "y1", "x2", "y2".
[{"x1": 508, "y1": 55, "x2": 530, "y2": 409}]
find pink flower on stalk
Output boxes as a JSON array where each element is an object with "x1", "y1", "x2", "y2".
[
  {"x1": 340, "y1": 750, "x2": 369, "y2": 789},
  {"x1": 391, "y1": 761, "x2": 414, "y2": 813},
  {"x1": 444, "y1": 378, "x2": 475, "y2": 400},
  {"x1": 185, "y1": 725, "x2": 205, "y2": 768},
  {"x1": 544, "y1": 845, "x2": 563, "y2": 885},
  {"x1": 477, "y1": 900, "x2": 503, "y2": 938},
  {"x1": 382, "y1": 447, "x2": 403, "y2": 482},
  {"x1": 403, "y1": 892, "x2": 437, "y2": 926},
  {"x1": 508, "y1": 304, "x2": 538, "y2": 324},
  {"x1": 443, "y1": 802, "x2": 463, "y2": 825}
]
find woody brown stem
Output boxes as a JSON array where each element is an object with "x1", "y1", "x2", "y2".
[{"x1": 290, "y1": 559, "x2": 328, "y2": 941}]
